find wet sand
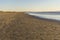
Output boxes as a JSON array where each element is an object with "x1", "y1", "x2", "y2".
[{"x1": 0, "y1": 12, "x2": 60, "y2": 40}]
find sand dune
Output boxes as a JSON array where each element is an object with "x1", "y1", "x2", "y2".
[{"x1": 0, "y1": 12, "x2": 60, "y2": 40}]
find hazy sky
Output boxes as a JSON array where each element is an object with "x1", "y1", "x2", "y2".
[{"x1": 0, "y1": 0, "x2": 60, "y2": 11}]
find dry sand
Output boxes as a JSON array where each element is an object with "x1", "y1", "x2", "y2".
[{"x1": 0, "y1": 12, "x2": 60, "y2": 40}]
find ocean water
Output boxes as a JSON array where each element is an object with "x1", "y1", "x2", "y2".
[{"x1": 28, "y1": 12, "x2": 60, "y2": 21}]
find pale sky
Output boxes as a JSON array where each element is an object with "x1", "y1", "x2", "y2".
[{"x1": 0, "y1": 0, "x2": 60, "y2": 12}]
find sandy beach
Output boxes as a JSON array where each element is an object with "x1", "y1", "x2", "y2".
[{"x1": 0, "y1": 12, "x2": 60, "y2": 40}]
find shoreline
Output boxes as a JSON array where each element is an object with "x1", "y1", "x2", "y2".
[{"x1": 26, "y1": 13, "x2": 60, "y2": 23}]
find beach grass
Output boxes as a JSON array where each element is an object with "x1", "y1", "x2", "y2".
[{"x1": 0, "y1": 12, "x2": 60, "y2": 40}]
